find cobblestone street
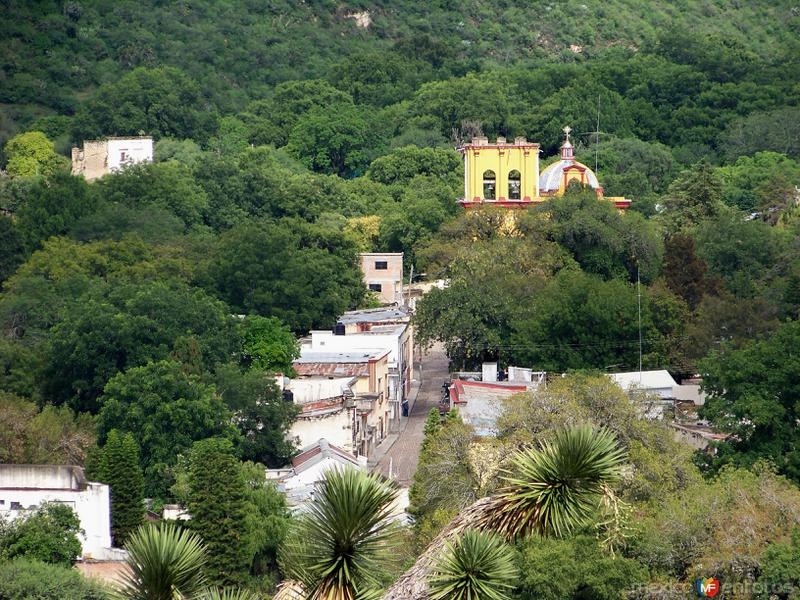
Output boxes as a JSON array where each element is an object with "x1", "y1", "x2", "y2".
[{"x1": 372, "y1": 345, "x2": 449, "y2": 486}]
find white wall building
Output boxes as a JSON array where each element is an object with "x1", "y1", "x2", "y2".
[
  {"x1": 71, "y1": 137, "x2": 154, "y2": 181},
  {"x1": 266, "y1": 439, "x2": 367, "y2": 509},
  {"x1": 280, "y1": 376, "x2": 358, "y2": 452},
  {"x1": 0, "y1": 465, "x2": 113, "y2": 559}
]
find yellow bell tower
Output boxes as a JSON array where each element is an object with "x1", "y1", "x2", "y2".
[{"x1": 460, "y1": 136, "x2": 540, "y2": 207}]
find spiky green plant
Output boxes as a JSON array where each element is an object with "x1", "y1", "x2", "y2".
[
  {"x1": 279, "y1": 467, "x2": 400, "y2": 600},
  {"x1": 428, "y1": 529, "x2": 518, "y2": 600},
  {"x1": 195, "y1": 589, "x2": 261, "y2": 600},
  {"x1": 117, "y1": 522, "x2": 208, "y2": 600},
  {"x1": 481, "y1": 425, "x2": 627, "y2": 539}
]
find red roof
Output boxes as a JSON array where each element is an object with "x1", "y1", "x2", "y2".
[{"x1": 449, "y1": 380, "x2": 528, "y2": 405}]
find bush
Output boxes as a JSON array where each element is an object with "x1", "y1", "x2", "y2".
[{"x1": 0, "y1": 559, "x2": 109, "y2": 599}]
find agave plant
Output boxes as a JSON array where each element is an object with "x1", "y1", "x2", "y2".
[
  {"x1": 117, "y1": 522, "x2": 208, "y2": 600},
  {"x1": 382, "y1": 425, "x2": 627, "y2": 600},
  {"x1": 194, "y1": 589, "x2": 261, "y2": 600},
  {"x1": 279, "y1": 467, "x2": 400, "y2": 600},
  {"x1": 428, "y1": 529, "x2": 518, "y2": 600}
]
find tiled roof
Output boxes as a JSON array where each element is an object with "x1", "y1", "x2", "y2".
[{"x1": 291, "y1": 439, "x2": 361, "y2": 473}]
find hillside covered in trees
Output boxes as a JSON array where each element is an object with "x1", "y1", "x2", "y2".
[{"x1": 2, "y1": 1, "x2": 800, "y2": 598}]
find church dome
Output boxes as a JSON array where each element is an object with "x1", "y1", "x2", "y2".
[
  {"x1": 539, "y1": 125, "x2": 601, "y2": 195},
  {"x1": 540, "y1": 159, "x2": 600, "y2": 193}
]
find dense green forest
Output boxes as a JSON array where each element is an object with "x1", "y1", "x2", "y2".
[{"x1": 2, "y1": 0, "x2": 800, "y2": 598}]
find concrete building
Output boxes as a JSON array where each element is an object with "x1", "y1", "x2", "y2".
[
  {"x1": 0, "y1": 465, "x2": 113, "y2": 559},
  {"x1": 281, "y1": 376, "x2": 359, "y2": 453},
  {"x1": 293, "y1": 350, "x2": 390, "y2": 456},
  {"x1": 359, "y1": 252, "x2": 404, "y2": 304},
  {"x1": 71, "y1": 136, "x2": 153, "y2": 181},
  {"x1": 307, "y1": 309, "x2": 414, "y2": 427},
  {"x1": 266, "y1": 439, "x2": 367, "y2": 509}
]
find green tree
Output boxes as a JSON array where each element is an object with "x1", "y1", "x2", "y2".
[
  {"x1": 97, "y1": 360, "x2": 238, "y2": 497},
  {"x1": 92, "y1": 430, "x2": 144, "y2": 547},
  {"x1": 514, "y1": 534, "x2": 647, "y2": 600},
  {"x1": 659, "y1": 160, "x2": 723, "y2": 232},
  {"x1": 0, "y1": 559, "x2": 110, "y2": 600},
  {"x1": 428, "y1": 529, "x2": 518, "y2": 600},
  {"x1": 240, "y1": 315, "x2": 300, "y2": 374},
  {"x1": 758, "y1": 528, "x2": 800, "y2": 597},
  {"x1": 186, "y1": 438, "x2": 252, "y2": 586},
  {"x1": 699, "y1": 321, "x2": 800, "y2": 482},
  {"x1": 286, "y1": 102, "x2": 378, "y2": 177},
  {"x1": 0, "y1": 214, "x2": 25, "y2": 284},
  {"x1": 663, "y1": 233, "x2": 713, "y2": 309},
  {"x1": 279, "y1": 468, "x2": 400, "y2": 599},
  {"x1": 0, "y1": 504, "x2": 82, "y2": 567},
  {"x1": 15, "y1": 172, "x2": 98, "y2": 251},
  {"x1": 95, "y1": 161, "x2": 208, "y2": 228},
  {"x1": 72, "y1": 67, "x2": 218, "y2": 142},
  {"x1": 509, "y1": 270, "x2": 659, "y2": 371},
  {"x1": 3, "y1": 131, "x2": 68, "y2": 179},
  {"x1": 207, "y1": 220, "x2": 364, "y2": 332},
  {"x1": 43, "y1": 279, "x2": 238, "y2": 412},
  {"x1": 367, "y1": 146, "x2": 461, "y2": 186},
  {"x1": 213, "y1": 364, "x2": 298, "y2": 467}
]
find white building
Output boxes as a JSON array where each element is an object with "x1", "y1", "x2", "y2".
[
  {"x1": 280, "y1": 376, "x2": 359, "y2": 453},
  {"x1": 266, "y1": 439, "x2": 367, "y2": 509},
  {"x1": 71, "y1": 137, "x2": 154, "y2": 181},
  {"x1": 0, "y1": 465, "x2": 113, "y2": 559},
  {"x1": 610, "y1": 370, "x2": 679, "y2": 398},
  {"x1": 307, "y1": 307, "x2": 415, "y2": 427}
]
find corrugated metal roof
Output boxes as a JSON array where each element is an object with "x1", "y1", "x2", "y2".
[
  {"x1": 338, "y1": 307, "x2": 411, "y2": 324},
  {"x1": 293, "y1": 362, "x2": 370, "y2": 377}
]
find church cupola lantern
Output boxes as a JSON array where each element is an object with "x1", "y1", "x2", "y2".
[{"x1": 560, "y1": 126, "x2": 574, "y2": 160}]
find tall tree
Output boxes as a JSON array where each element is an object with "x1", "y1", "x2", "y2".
[
  {"x1": 699, "y1": 320, "x2": 800, "y2": 482},
  {"x1": 186, "y1": 438, "x2": 252, "y2": 587},
  {"x1": 2, "y1": 132, "x2": 68, "y2": 179},
  {"x1": 92, "y1": 429, "x2": 144, "y2": 547}
]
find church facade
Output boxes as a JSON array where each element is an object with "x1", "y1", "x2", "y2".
[{"x1": 459, "y1": 127, "x2": 630, "y2": 210}]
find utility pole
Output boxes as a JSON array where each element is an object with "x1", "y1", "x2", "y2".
[{"x1": 637, "y1": 265, "x2": 643, "y2": 382}]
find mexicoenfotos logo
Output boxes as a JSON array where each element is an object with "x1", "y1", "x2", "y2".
[{"x1": 696, "y1": 577, "x2": 720, "y2": 597}]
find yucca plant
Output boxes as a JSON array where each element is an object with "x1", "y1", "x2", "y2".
[
  {"x1": 195, "y1": 589, "x2": 261, "y2": 600},
  {"x1": 479, "y1": 424, "x2": 627, "y2": 539},
  {"x1": 117, "y1": 522, "x2": 208, "y2": 600},
  {"x1": 279, "y1": 467, "x2": 400, "y2": 600},
  {"x1": 428, "y1": 529, "x2": 517, "y2": 600},
  {"x1": 382, "y1": 425, "x2": 627, "y2": 600}
]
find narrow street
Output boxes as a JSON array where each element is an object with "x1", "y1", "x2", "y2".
[{"x1": 373, "y1": 344, "x2": 450, "y2": 486}]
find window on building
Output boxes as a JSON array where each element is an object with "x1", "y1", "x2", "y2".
[
  {"x1": 508, "y1": 170, "x2": 521, "y2": 199},
  {"x1": 483, "y1": 170, "x2": 496, "y2": 200},
  {"x1": 120, "y1": 150, "x2": 128, "y2": 162},
  {"x1": 369, "y1": 283, "x2": 382, "y2": 292},
  {"x1": 375, "y1": 261, "x2": 388, "y2": 270},
  {"x1": 10, "y1": 501, "x2": 21, "y2": 510}
]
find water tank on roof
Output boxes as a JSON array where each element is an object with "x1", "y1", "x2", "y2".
[{"x1": 334, "y1": 322, "x2": 346, "y2": 336}]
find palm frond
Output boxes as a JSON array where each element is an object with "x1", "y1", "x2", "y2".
[
  {"x1": 428, "y1": 529, "x2": 518, "y2": 600},
  {"x1": 481, "y1": 425, "x2": 627, "y2": 539},
  {"x1": 116, "y1": 522, "x2": 208, "y2": 600},
  {"x1": 279, "y1": 467, "x2": 399, "y2": 600},
  {"x1": 194, "y1": 588, "x2": 261, "y2": 600}
]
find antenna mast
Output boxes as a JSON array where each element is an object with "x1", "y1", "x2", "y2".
[{"x1": 595, "y1": 93, "x2": 601, "y2": 174}]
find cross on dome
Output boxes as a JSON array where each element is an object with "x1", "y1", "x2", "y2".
[{"x1": 563, "y1": 125, "x2": 572, "y2": 142}]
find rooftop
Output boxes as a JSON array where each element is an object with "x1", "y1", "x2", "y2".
[
  {"x1": 294, "y1": 350, "x2": 388, "y2": 364},
  {"x1": 291, "y1": 439, "x2": 362, "y2": 474},
  {"x1": 0, "y1": 464, "x2": 90, "y2": 491},
  {"x1": 610, "y1": 370, "x2": 678, "y2": 390},
  {"x1": 337, "y1": 306, "x2": 411, "y2": 325}
]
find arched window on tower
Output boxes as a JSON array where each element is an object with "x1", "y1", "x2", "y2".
[
  {"x1": 508, "y1": 170, "x2": 521, "y2": 200},
  {"x1": 483, "y1": 170, "x2": 496, "y2": 200}
]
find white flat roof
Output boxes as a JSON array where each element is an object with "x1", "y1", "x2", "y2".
[{"x1": 610, "y1": 370, "x2": 678, "y2": 390}]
